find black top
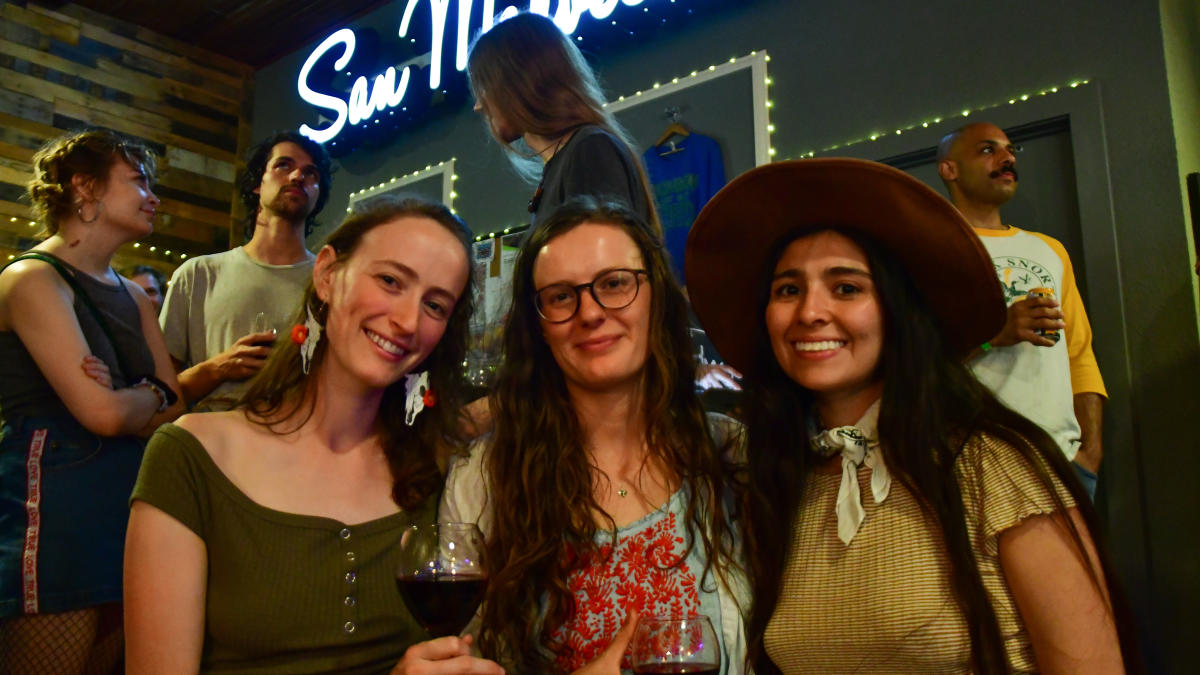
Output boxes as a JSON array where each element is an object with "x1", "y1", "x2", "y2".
[
  {"x1": 533, "y1": 124, "x2": 653, "y2": 229},
  {"x1": 0, "y1": 253, "x2": 155, "y2": 421}
]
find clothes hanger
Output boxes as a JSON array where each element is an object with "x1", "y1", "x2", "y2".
[{"x1": 655, "y1": 106, "x2": 690, "y2": 152}]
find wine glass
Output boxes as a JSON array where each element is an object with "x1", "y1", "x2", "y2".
[
  {"x1": 250, "y1": 311, "x2": 271, "y2": 335},
  {"x1": 630, "y1": 615, "x2": 721, "y2": 675},
  {"x1": 394, "y1": 522, "x2": 487, "y2": 638}
]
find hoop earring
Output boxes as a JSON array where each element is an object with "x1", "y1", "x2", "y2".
[{"x1": 77, "y1": 201, "x2": 102, "y2": 224}]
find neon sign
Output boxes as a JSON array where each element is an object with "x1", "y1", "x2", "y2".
[{"x1": 297, "y1": 0, "x2": 655, "y2": 145}]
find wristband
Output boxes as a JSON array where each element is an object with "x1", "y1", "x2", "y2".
[
  {"x1": 134, "y1": 374, "x2": 179, "y2": 412},
  {"x1": 979, "y1": 341, "x2": 992, "y2": 352}
]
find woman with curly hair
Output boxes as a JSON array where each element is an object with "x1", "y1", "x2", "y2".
[
  {"x1": 442, "y1": 198, "x2": 745, "y2": 673},
  {"x1": 0, "y1": 128, "x2": 184, "y2": 673},
  {"x1": 124, "y1": 197, "x2": 502, "y2": 674},
  {"x1": 467, "y1": 12, "x2": 659, "y2": 232},
  {"x1": 685, "y1": 159, "x2": 1137, "y2": 673}
]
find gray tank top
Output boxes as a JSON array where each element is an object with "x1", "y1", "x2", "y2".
[{"x1": 0, "y1": 253, "x2": 156, "y2": 421}]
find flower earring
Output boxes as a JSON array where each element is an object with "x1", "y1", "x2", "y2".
[
  {"x1": 403, "y1": 371, "x2": 436, "y2": 426},
  {"x1": 290, "y1": 301, "x2": 323, "y2": 374}
]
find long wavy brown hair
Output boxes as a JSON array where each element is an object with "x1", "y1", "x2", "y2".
[
  {"x1": 466, "y1": 12, "x2": 661, "y2": 233},
  {"x1": 476, "y1": 197, "x2": 741, "y2": 671},
  {"x1": 238, "y1": 196, "x2": 476, "y2": 510},
  {"x1": 741, "y1": 228, "x2": 1140, "y2": 673}
]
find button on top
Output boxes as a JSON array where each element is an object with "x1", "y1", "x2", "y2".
[
  {"x1": 344, "y1": 571, "x2": 357, "y2": 584},
  {"x1": 343, "y1": 621, "x2": 356, "y2": 634},
  {"x1": 344, "y1": 595, "x2": 356, "y2": 607},
  {"x1": 339, "y1": 528, "x2": 352, "y2": 540},
  {"x1": 345, "y1": 551, "x2": 356, "y2": 562}
]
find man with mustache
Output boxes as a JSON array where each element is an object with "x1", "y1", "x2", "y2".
[
  {"x1": 160, "y1": 132, "x2": 333, "y2": 410},
  {"x1": 938, "y1": 122, "x2": 1107, "y2": 497}
]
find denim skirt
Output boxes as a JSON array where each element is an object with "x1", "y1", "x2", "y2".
[{"x1": 0, "y1": 415, "x2": 144, "y2": 617}]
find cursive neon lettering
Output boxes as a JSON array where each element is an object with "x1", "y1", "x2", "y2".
[
  {"x1": 297, "y1": 29, "x2": 355, "y2": 144},
  {"x1": 300, "y1": 1, "x2": 666, "y2": 145},
  {"x1": 348, "y1": 66, "x2": 412, "y2": 125}
]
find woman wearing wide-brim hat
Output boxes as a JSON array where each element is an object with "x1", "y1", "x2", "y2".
[{"x1": 685, "y1": 159, "x2": 1137, "y2": 674}]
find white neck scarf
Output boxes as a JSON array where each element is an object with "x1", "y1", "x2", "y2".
[{"x1": 808, "y1": 400, "x2": 889, "y2": 545}]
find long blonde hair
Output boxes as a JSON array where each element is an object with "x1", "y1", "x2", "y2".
[{"x1": 466, "y1": 12, "x2": 661, "y2": 231}]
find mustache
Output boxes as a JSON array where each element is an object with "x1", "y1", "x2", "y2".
[{"x1": 990, "y1": 164, "x2": 1018, "y2": 181}]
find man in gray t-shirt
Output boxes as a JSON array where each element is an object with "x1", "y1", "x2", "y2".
[{"x1": 160, "y1": 132, "x2": 332, "y2": 410}]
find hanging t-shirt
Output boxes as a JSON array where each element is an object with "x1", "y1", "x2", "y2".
[{"x1": 643, "y1": 134, "x2": 726, "y2": 283}]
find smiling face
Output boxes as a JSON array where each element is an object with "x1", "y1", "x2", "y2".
[
  {"x1": 533, "y1": 223, "x2": 652, "y2": 397},
  {"x1": 254, "y1": 141, "x2": 321, "y2": 223},
  {"x1": 91, "y1": 159, "x2": 159, "y2": 238},
  {"x1": 765, "y1": 230, "x2": 885, "y2": 424},
  {"x1": 314, "y1": 216, "x2": 470, "y2": 392},
  {"x1": 941, "y1": 123, "x2": 1020, "y2": 207}
]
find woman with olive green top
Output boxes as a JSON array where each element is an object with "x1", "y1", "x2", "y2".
[
  {"x1": 124, "y1": 198, "x2": 504, "y2": 675},
  {"x1": 131, "y1": 424, "x2": 433, "y2": 674}
]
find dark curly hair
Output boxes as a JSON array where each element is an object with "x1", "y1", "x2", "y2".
[
  {"x1": 26, "y1": 128, "x2": 157, "y2": 236},
  {"x1": 238, "y1": 131, "x2": 333, "y2": 240},
  {"x1": 238, "y1": 195, "x2": 475, "y2": 511}
]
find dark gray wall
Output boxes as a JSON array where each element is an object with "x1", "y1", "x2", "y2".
[{"x1": 252, "y1": 1, "x2": 1200, "y2": 670}]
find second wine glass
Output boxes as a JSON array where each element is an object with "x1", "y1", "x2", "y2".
[
  {"x1": 394, "y1": 522, "x2": 487, "y2": 638},
  {"x1": 630, "y1": 614, "x2": 721, "y2": 675}
]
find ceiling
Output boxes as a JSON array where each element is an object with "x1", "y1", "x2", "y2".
[{"x1": 54, "y1": 0, "x2": 389, "y2": 68}]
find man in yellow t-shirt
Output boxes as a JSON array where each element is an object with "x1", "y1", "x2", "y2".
[{"x1": 937, "y1": 122, "x2": 1106, "y2": 497}]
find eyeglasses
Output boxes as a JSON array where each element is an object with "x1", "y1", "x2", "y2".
[{"x1": 534, "y1": 268, "x2": 648, "y2": 323}]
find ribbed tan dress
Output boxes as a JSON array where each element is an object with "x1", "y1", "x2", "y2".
[{"x1": 763, "y1": 432, "x2": 1075, "y2": 673}]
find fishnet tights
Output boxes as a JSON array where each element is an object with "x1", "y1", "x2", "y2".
[{"x1": 0, "y1": 603, "x2": 122, "y2": 675}]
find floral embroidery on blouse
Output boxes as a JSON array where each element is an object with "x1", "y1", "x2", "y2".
[{"x1": 551, "y1": 510, "x2": 701, "y2": 672}]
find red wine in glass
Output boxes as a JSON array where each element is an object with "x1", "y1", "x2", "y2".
[
  {"x1": 395, "y1": 574, "x2": 487, "y2": 637},
  {"x1": 395, "y1": 523, "x2": 487, "y2": 638},
  {"x1": 632, "y1": 664, "x2": 720, "y2": 675},
  {"x1": 630, "y1": 615, "x2": 720, "y2": 675}
]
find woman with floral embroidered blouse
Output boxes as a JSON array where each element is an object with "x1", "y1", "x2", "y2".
[
  {"x1": 685, "y1": 159, "x2": 1137, "y2": 674},
  {"x1": 441, "y1": 198, "x2": 746, "y2": 674}
]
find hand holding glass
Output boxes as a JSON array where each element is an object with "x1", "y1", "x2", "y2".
[
  {"x1": 631, "y1": 615, "x2": 720, "y2": 675},
  {"x1": 394, "y1": 523, "x2": 487, "y2": 638}
]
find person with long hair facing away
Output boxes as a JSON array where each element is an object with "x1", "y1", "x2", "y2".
[
  {"x1": 124, "y1": 197, "x2": 503, "y2": 674},
  {"x1": 467, "y1": 12, "x2": 659, "y2": 232},
  {"x1": 685, "y1": 160, "x2": 1137, "y2": 674},
  {"x1": 0, "y1": 128, "x2": 183, "y2": 674},
  {"x1": 441, "y1": 198, "x2": 745, "y2": 673}
]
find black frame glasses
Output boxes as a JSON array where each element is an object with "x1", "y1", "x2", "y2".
[{"x1": 534, "y1": 268, "x2": 648, "y2": 323}]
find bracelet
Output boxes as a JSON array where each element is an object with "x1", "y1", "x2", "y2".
[
  {"x1": 979, "y1": 341, "x2": 992, "y2": 352},
  {"x1": 133, "y1": 374, "x2": 179, "y2": 412}
]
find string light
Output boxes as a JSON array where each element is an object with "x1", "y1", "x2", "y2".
[
  {"x1": 602, "y1": 50, "x2": 776, "y2": 165},
  {"x1": 477, "y1": 50, "x2": 780, "y2": 237},
  {"x1": 346, "y1": 158, "x2": 458, "y2": 212},
  {"x1": 791, "y1": 79, "x2": 1091, "y2": 159}
]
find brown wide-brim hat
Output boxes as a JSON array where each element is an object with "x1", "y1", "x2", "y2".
[{"x1": 685, "y1": 158, "x2": 1005, "y2": 374}]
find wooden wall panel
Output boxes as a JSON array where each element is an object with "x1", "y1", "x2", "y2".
[{"x1": 0, "y1": 0, "x2": 254, "y2": 276}]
